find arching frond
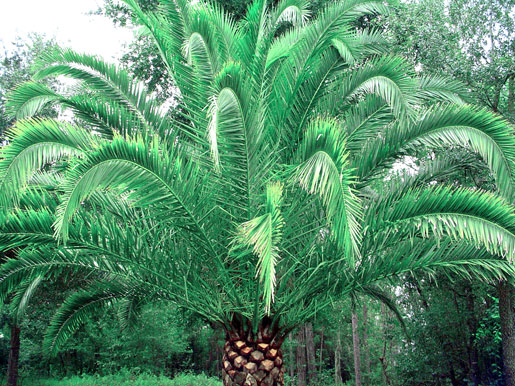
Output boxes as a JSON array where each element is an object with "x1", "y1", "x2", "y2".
[
  {"x1": 270, "y1": 0, "x2": 310, "y2": 28},
  {"x1": 357, "y1": 105, "x2": 515, "y2": 198},
  {"x1": 53, "y1": 136, "x2": 209, "y2": 249},
  {"x1": 9, "y1": 275, "x2": 44, "y2": 322},
  {"x1": 323, "y1": 56, "x2": 417, "y2": 121},
  {"x1": 43, "y1": 281, "x2": 133, "y2": 355},
  {"x1": 417, "y1": 75, "x2": 470, "y2": 105},
  {"x1": 293, "y1": 119, "x2": 362, "y2": 266},
  {"x1": 5, "y1": 82, "x2": 61, "y2": 119},
  {"x1": 369, "y1": 186, "x2": 515, "y2": 259},
  {"x1": 0, "y1": 119, "x2": 99, "y2": 209}
]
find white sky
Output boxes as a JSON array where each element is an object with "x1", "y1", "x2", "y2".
[{"x1": 0, "y1": 0, "x2": 134, "y2": 61}]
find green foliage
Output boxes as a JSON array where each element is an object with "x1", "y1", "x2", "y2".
[
  {"x1": 387, "y1": 0, "x2": 515, "y2": 117},
  {"x1": 393, "y1": 279, "x2": 504, "y2": 386},
  {"x1": 1, "y1": 1, "x2": 515, "y2": 372},
  {"x1": 21, "y1": 371, "x2": 221, "y2": 386},
  {"x1": 0, "y1": 35, "x2": 57, "y2": 135}
]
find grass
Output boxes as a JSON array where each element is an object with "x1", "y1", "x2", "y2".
[{"x1": 19, "y1": 373, "x2": 221, "y2": 386}]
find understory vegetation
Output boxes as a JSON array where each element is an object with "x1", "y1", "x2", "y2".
[{"x1": 18, "y1": 372, "x2": 221, "y2": 386}]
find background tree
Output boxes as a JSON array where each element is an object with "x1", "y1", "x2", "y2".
[
  {"x1": 386, "y1": 1, "x2": 515, "y2": 384},
  {"x1": 387, "y1": 0, "x2": 515, "y2": 118},
  {"x1": 0, "y1": 35, "x2": 57, "y2": 136}
]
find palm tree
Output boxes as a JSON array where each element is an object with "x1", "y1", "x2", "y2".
[{"x1": 2, "y1": 1, "x2": 515, "y2": 385}]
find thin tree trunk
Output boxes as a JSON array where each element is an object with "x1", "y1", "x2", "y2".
[
  {"x1": 208, "y1": 330, "x2": 215, "y2": 373},
  {"x1": 296, "y1": 328, "x2": 307, "y2": 386},
  {"x1": 305, "y1": 323, "x2": 316, "y2": 384},
  {"x1": 491, "y1": 79, "x2": 503, "y2": 112},
  {"x1": 499, "y1": 280, "x2": 515, "y2": 386},
  {"x1": 288, "y1": 333, "x2": 294, "y2": 379},
  {"x1": 7, "y1": 323, "x2": 21, "y2": 386},
  {"x1": 319, "y1": 326, "x2": 324, "y2": 373},
  {"x1": 508, "y1": 74, "x2": 514, "y2": 118},
  {"x1": 352, "y1": 309, "x2": 362, "y2": 386},
  {"x1": 414, "y1": 280, "x2": 460, "y2": 385},
  {"x1": 335, "y1": 326, "x2": 343, "y2": 385},
  {"x1": 379, "y1": 303, "x2": 391, "y2": 386},
  {"x1": 362, "y1": 304, "x2": 371, "y2": 385},
  {"x1": 464, "y1": 286, "x2": 480, "y2": 386}
]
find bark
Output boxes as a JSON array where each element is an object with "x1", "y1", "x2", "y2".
[
  {"x1": 499, "y1": 280, "x2": 515, "y2": 386},
  {"x1": 305, "y1": 323, "x2": 316, "y2": 383},
  {"x1": 362, "y1": 304, "x2": 371, "y2": 385},
  {"x1": 488, "y1": 73, "x2": 508, "y2": 113},
  {"x1": 379, "y1": 303, "x2": 391, "y2": 386},
  {"x1": 295, "y1": 328, "x2": 307, "y2": 386},
  {"x1": 7, "y1": 323, "x2": 21, "y2": 386},
  {"x1": 464, "y1": 286, "x2": 480, "y2": 386},
  {"x1": 319, "y1": 326, "x2": 324, "y2": 373},
  {"x1": 352, "y1": 310, "x2": 362, "y2": 386},
  {"x1": 222, "y1": 334, "x2": 285, "y2": 386},
  {"x1": 335, "y1": 326, "x2": 343, "y2": 385},
  {"x1": 288, "y1": 333, "x2": 294, "y2": 379},
  {"x1": 509, "y1": 74, "x2": 514, "y2": 117},
  {"x1": 414, "y1": 279, "x2": 460, "y2": 385}
]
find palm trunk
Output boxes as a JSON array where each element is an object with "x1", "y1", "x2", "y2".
[
  {"x1": 499, "y1": 280, "x2": 515, "y2": 386},
  {"x1": 352, "y1": 310, "x2": 362, "y2": 386},
  {"x1": 222, "y1": 335, "x2": 284, "y2": 386},
  {"x1": 7, "y1": 323, "x2": 21, "y2": 386}
]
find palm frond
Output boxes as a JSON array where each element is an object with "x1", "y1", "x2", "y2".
[
  {"x1": 369, "y1": 186, "x2": 515, "y2": 260},
  {"x1": 293, "y1": 119, "x2": 362, "y2": 266},
  {"x1": 417, "y1": 75, "x2": 470, "y2": 105},
  {"x1": 5, "y1": 82, "x2": 61, "y2": 119},
  {"x1": 53, "y1": 135, "x2": 210, "y2": 251},
  {"x1": 234, "y1": 182, "x2": 284, "y2": 313},
  {"x1": 9, "y1": 275, "x2": 44, "y2": 322},
  {"x1": 0, "y1": 119, "x2": 99, "y2": 209},
  {"x1": 357, "y1": 105, "x2": 515, "y2": 198},
  {"x1": 43, "y1": 281, "x2": 133, "y2": 355}
]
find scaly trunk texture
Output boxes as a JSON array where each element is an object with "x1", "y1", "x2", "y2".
[
  {"x1": 222, "y1": 321, "x2": 285, "y2": 386},
  {"x1": 499, "y1": 280, "x2": 515, "y2": 386},
  {"x1": 7, "y1": 323, "x2": 21, "y2": 386}
]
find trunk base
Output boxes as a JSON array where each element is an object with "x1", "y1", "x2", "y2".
[{"x1": 222, "y1": 337, "x2": 284, "y2": 386}]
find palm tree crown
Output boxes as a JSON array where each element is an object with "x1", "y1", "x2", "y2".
[{"x1": 1, "y1": 1, "x2": 515, "y2": 384}]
